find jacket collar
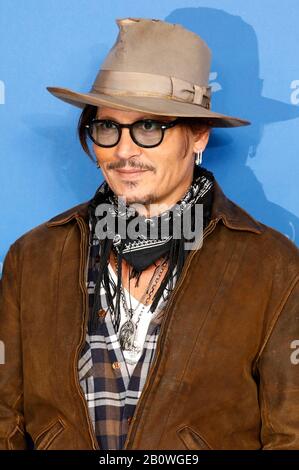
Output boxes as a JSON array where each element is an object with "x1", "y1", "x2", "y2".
[{"x1": 46, "y1": 178, "x2": 264, "y2": 235}]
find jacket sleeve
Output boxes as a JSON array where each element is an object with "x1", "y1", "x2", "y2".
[
  {"x1": 258, "y1": 276, "x2": 299, "y2": 449},
  {"x1": 0, "y1": 243, "x2": 27, "y2": 449}
]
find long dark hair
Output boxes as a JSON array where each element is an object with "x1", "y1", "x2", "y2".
[{"x1": 77, "y1": 104, "x2": 97, "y2": 162}]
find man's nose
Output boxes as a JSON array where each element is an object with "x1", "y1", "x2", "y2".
[{"x1": 114, "y1": 127, "x2": 141, "y2": 160}]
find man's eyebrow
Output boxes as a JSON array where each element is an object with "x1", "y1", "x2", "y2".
[{"x1": 96, "y1": 115, "x2": 173, "y2": 121}]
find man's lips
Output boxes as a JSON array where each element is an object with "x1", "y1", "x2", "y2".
[{"x1": 115, "y1": 169, "x2": 149, "y2": 175}]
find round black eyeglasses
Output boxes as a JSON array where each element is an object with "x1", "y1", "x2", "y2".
[{"x1": 85, "y1": 117, "x2": 184, "y2": 148}]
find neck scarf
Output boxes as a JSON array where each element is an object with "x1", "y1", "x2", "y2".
[{"x1": 88, "y1": 165, "x2": 215, "y2": 333}]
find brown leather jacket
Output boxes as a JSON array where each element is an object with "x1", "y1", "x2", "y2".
[{"x1": 0, "y1": 180, "x2": 298, "y2": 450}]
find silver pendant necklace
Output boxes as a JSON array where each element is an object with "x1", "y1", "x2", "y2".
[{"x1": 113, "y1": 251, "x2": 168, "y2": 356}]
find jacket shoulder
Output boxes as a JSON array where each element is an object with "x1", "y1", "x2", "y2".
[
  {"x1": 259, "y1": 221, "x2": 299, "y2": 260},
  {"x1": 216, "y1": 189, "x2": 299, "y2": 268},
  {"x1": 250, "y1": 221, "x2": 299, "y2": 283},
  {"x1": 8, "y1": 201, "x2": 90, "y2": 253},
  {"x1": 217, "y1": 189, "x2": 299, "y2": 279}
]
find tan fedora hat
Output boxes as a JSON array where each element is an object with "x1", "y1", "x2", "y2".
[{"x1": 47, "y1": 17, "x2": 250, "y2": 128}]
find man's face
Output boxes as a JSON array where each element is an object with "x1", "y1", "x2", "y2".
[{"x1": 93, "y1": 106, "x2": 210, "y2": 212}]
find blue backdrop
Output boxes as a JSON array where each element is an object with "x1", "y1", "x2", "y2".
[{"x1": 1, "y1": 0, "x2": 299, "y2": 275}]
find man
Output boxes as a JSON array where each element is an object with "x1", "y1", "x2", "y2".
[{"x1": 0, "y1": 17, "x2": 298, "y2": 450}]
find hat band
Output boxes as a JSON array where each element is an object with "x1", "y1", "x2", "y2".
[{"x1": 91, "y1": 70, "x2": 211, "y2": 109}]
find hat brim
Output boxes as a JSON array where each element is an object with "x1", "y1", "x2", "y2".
[{"x1": 46, "y1": 86, "x2": 250, "y2": 128}]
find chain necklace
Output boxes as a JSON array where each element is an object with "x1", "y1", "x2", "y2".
[{"x1": 112, "y1": 251, "x2": 168, "y2": 355}]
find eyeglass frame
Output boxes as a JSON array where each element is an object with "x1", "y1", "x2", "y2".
[{"x1": 85, "y1": 117, "x2": 185, "y2": 148}]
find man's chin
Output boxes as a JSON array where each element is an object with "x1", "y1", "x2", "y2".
[
  {"x1": 117, "y1": 192, "x2": 157, "y2": 207},
  {"x1": 125, "y1": 196, "x2": 155, "y2": 206}
]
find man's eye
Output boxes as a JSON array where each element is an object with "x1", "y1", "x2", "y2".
[
  {"x1": 102, "y1": 120, "x2": 116, "y2": 129},
  {"x1": 141, "y1": 120, "x2": 159, "y2": 131}
]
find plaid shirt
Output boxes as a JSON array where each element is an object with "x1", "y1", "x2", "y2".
[{"x1": 78, "y1": 224, "x2": 174, "y2": 450}]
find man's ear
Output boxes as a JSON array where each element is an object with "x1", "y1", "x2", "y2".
[{"x1": 193, "y1": 126, "x2": 211, "y2": 153}]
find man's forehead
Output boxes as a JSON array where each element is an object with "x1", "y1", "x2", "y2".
[{"x1": 96, "y1": 106, "x2": 174, "y2": 121}]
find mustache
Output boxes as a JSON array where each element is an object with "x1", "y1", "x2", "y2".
[{"x1": 107, "y1": 160, "x2": 155, "y2": 171}]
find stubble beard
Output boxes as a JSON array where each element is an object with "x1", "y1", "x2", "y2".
[{"x1": 117, "y1": 183, "x2": 159, "y2": 215}]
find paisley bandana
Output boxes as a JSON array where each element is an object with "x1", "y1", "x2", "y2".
[{"x1": 88, "y1": 165, "x2": 215, "y2": 333}]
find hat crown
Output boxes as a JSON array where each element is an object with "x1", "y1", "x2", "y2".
[{"x1": 100, "y1": 18, "x2": 211, "y2": 87}]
